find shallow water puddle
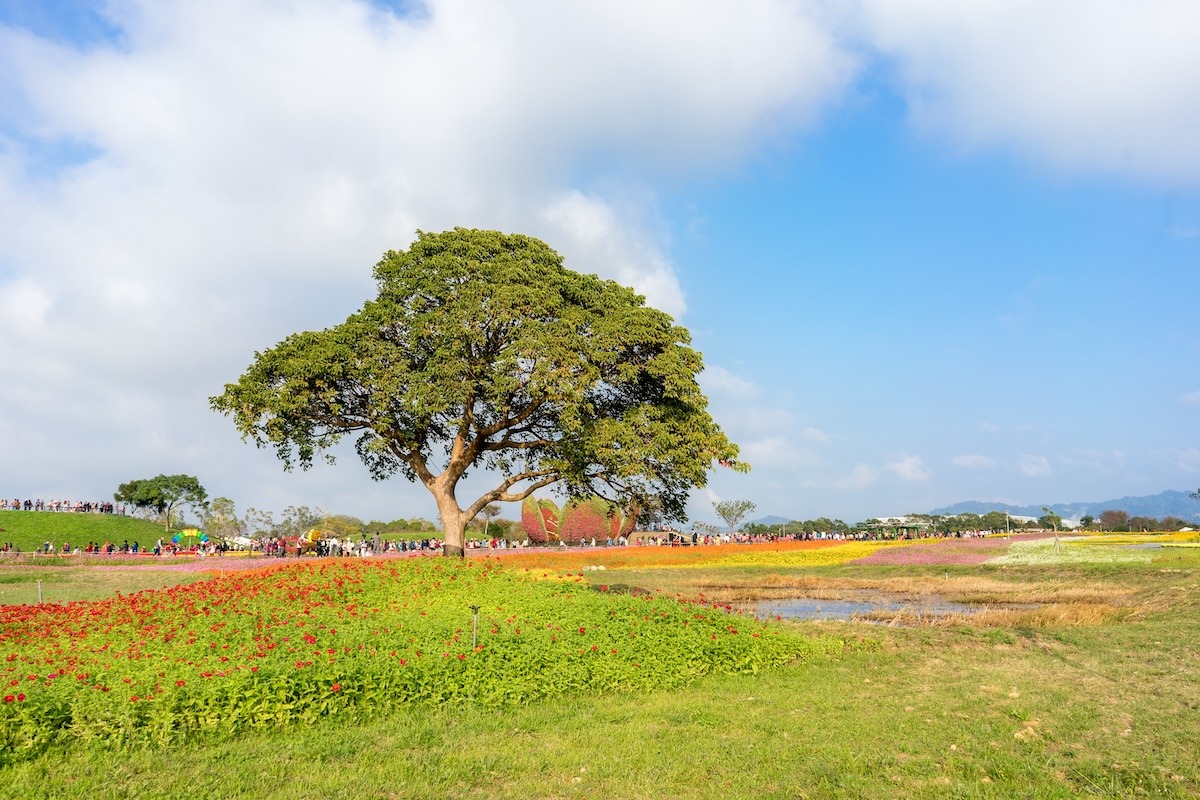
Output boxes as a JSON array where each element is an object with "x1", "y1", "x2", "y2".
[{"x1": 756, "y1": 594, "x2": 1033, "y2": 623}]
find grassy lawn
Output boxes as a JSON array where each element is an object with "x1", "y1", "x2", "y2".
[
  {"x1": 0, "y1": 537, "x2": 1196, "y2": 799},
  {"x1": 0, "y1": 566, "x2": 208, "y2": 605},
  {"x1": 0, "y1": 510, "x2": 167, "y2": 553}
]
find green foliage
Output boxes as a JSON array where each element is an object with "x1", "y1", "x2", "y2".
[
  {"x1": 113, "y1": 475, "x2": 207, "y2": 532},
  {"x1": 0, "y1": 559, "x2": 832, "y2": 764},
  {"x1": 713, "y1": 500, "x2": 756, "y2": 531},
  {"x1": 0, "y1": 511, "x2": 165, "y2": 553},
  {"x1": 210, "y1": 229, "x2": 741, "y2": 553},
  {"x1": 1040, "y1": 506, "x2": 1062, "y2": 532},
  {"x1": 199, "y1": 497, "x2": 240, "y2": 541},
  {"x1": 745, "y1": 517, "x2": 850, "y2": 536}
]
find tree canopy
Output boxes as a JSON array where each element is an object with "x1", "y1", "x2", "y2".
[
  {"x1": 713, "y1": 499, "x2": 756, "y2": 531},
  {"x1": 114, "y1": 474, "x2": 208, "y2": 531},
  {"x1": 210, "y1": 229, "x2": 742, "y2": 555}
]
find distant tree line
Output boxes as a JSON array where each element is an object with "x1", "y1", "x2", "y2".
[
  {"x1": 1077, "y1": 510, "x2": 1192, "y2": 532},
  {"x1": 198, "y1": 499, "x2": 520, "y2": 543},
  {"x1": 744, "y1": 517, "x2": 852, "y2": 536},
  {"x1": 745, "y1": 509, "x2": 1193, "y2": 537}
]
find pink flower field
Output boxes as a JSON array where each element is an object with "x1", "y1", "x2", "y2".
[{"x1": 849, "y1": 533, "x2": 1055, "y2": 566}]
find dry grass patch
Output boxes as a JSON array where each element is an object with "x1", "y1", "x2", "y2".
[
  {"x1": 691, "y1": 574, "x2": 1133, "y2": 604},
  {"x1": 860, "y1": 602, "x2": 1123, "y2": 628}
]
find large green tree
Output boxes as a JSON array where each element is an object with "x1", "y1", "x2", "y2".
[
  {"x1": 210, "y1": 229, "x2": 743, "y2": 556},
  {"x1": 114, "y1": 474, "x2": 208, "y2": 532}
]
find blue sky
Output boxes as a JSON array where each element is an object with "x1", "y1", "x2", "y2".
[{"x1": 2, "y1": 1, "x2": 1198, "y2": 527}]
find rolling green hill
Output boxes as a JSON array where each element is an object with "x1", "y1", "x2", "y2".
[{"x1": 0, "y1": 511, "x2": 167, "y2": 553}]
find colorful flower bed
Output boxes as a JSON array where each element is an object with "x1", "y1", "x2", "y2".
[
  {"x1": 519, "y1": 498, "x2": 636, "y2": 544},
  {"x1": 708, "y1": 540, "x2": 915, "y2": 568},
  {"x1": 0, "y1": 558, "x2": 840, "y2": 763},
  {"x1": 849, "y1": 535, "x2": 1026, "y2": 566},
  {"x1": 984, "y1": 538, "x2": 1157, "y2": 566},
  {"x1": 1066, "y1": 532, "x2": 1199, "y2": 546},
  {"x1": 496, "y1": 540, "x2": 905, "y2": 571}
]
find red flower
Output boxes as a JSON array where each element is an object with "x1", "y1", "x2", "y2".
[
  {"x1": 2, "y1": 695, "x2": 13, "y2": 703},
  {"x1": 16, "y1": 693, "x2": 24, "y2": 702},
  {"x1": 176, "y1": 680, "x2": 186, "y2": 687},
  {"x1": 578, "y1": 627, "x2": 586, "y2": 634},
  {"x1": 330, "y1": 683, "x2": 341, "y2": 692},
  {"x1": 599, "y1": 585, "x2": 608, "y2": 591}
]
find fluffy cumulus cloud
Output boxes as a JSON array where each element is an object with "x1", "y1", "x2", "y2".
[
  {"x1": 884, "y1": 454, "x2": 931, "y2": 482},
  {"x1": 0, "y1": 0, "x2": 854, "y2": 515},
  {"x1": 739, "y1": 436, "x2": 826, "y2": 471},
  {"x1": 853, "y1": 0, "x2": 1200, "y2": 183},
  {"x1": 832, "y1": 464, "x2": 879, "y2": 492}
]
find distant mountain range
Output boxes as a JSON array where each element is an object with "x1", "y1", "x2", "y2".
[
  {"x1": 929, "y1": 489, "x2": 1200, "y2": 522},
  {"x1": 728, "y1": 490, "x2": 1200, "y2": 529}
]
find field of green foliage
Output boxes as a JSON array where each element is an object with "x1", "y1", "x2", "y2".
[
  {"x1": 1, "y1": 528, "x2": 1197, "y2": 799},
  {"x1": 0, "y1": 557, "x2": 844, "y2": 765}
]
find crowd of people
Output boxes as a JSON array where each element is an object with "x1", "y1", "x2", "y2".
[
  {"x1": 0, "y1": 498, "x2": 125, "y2": 514},
  {"x1": 270, "y1": 534, "x2": 446, "y2": 557}
]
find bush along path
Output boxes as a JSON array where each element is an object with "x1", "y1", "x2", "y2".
[{"x1": 0, "y1": 558, "x2": 844, "y2": 763}]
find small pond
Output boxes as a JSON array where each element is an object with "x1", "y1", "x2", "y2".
[{"x1": 756, "y1": 595, "x2": 1035, "y2": 623}]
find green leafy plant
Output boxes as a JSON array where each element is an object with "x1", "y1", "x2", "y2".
[{"x1": 0, "y1": 558, "x2": 838, "y2": 764}]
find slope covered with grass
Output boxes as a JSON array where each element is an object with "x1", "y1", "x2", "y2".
[{"x1": 0, "y1": 511, "x2": 166, "y2": 553}]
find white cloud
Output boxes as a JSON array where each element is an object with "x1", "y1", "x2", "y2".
[
  {"x1": 797, "y1": 426, "x2": 831, "y2": 445},
  {"x1": 1019, "y1": 454, "x2": 1052, "y2": 478},
  {"x1": 952, "y1": 454, "x2": 995, "y2": 469},
  {"x1": 854, "y1": 0, "x2": 1200, "y2": 183},
  {"x1": 0, "y1": 0, "x2": 855, "y2": 519},
  {"x1": 884, "y1": 454, "x2": 931, "y2": 482},
  {"x1": 835, "y1": 464, "x2": 879, "y2": 491},
  {"x1": 1183, "y1": 391, "x2": 1200, "y2": 408},
  {"x1": 0, "y1": 278, "x2": 51, "y2": 336},
  {"x1": 740, "y1": 436, "x2": 823, "y2": 470},
  {"x1": 697, "y1": 364, "x2": 762, "y2": 401}
]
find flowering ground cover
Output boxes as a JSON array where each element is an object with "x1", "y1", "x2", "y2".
[
  {"x1": 0, "y1": 557, "x2": 842, "y2": 765},
  {"x1": 1067, "y1": 531, "x2": 1199, "y2": 545},
  {"x1": 494, "y1": 539, "x2": 905, "y2": 571},
  {"x1": 847, "y1": 534, "x2": 1042, "y2": 567},
  {"x1": 984, "y1": 537, "x2": 1159, "y2": 566}
]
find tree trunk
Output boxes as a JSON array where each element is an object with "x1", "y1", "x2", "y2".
[{"x1": 433, "y1": 487, "x2": 467, "y2": 558}]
